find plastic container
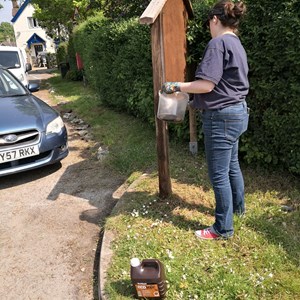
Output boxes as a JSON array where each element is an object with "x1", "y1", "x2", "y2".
[
  {"x1": 130, "y1": 258, "x2": 167, "y2": 299},
  {"x1": 157, "y1": 91, "x2": 189, "y2": 122}
]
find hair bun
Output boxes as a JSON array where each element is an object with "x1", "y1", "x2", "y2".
[
  {"x1": 209, "y1": 0, "x2": 247, "y2": 30},
  {"x1": 224, "y1": 1, "x2": 247, "y2": 19}
]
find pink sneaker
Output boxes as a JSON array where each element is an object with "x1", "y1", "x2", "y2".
[{"x1": 195, "y1": 226, "x2": 221, "y2": 240}]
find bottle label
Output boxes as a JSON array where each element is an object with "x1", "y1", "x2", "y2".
[{"x1": 135, "y1": 283, "x2": 160, "y2": 297}]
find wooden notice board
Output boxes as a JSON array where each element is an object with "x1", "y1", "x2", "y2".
[{"x1": 140, "y1": 0, "x2": 193, "y2": 198}]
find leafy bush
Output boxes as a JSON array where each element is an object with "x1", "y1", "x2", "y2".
[
  {"x1": 73, "y1": 15, "x2": 154, "y2": 124},
  {"x1": 46, "y1": 53, "x2": 57, "y2": 68},
  {"x1": 66, "y1": 36, "x2": 78, "y2": 73},
  {"x1": 65, "y1": 69, "x2": 84, "y2": 81},
  {"x1": 102, "y1": 0, "x2": 150, "y2": 20},
  {"x1": 239, "y1": 0, "x2": 300, "y2": 174},
  {"x1": 56, "y1": 42, "x2": 68, "y2": 65},
  {"x1": 72, "y1": 14, "x2": 106, "y2": 88}
]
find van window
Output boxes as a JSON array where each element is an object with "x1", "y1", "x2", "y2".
[{"x1": 0, "y1": 51, "x2": 21, "y2": 69}]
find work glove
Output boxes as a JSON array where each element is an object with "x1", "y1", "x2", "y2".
[{"x1": 161, "y1": 82, "x2": 181, "y2": 94}]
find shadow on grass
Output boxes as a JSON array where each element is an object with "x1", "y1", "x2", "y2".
[
  {"x1": 157, "y1": 192, "x2": 215, "y2": 230},
  {"x1": 242, "y1": 162, "x2": 300, "y2": 201},
  {"x1": 245, "y1": 209, "x2": 300, "y2": 266},
  {"x1": 107, "y1": 279, "x2": 136, "y2": 299},
  {"x1": 113, "y1": 188, "x2": 215, "y2": 233}
]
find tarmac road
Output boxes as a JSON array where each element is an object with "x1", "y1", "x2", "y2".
[{"x1": 0, "y1": 68, "x2": 124, "y2": 299}]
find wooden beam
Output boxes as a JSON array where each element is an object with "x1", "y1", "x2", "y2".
[
  {"x1": 139, "y1": 0, "x2": 167, "y2": 25},
  {"x1": 151, "y1": 14, "x2": 172, "y2": 198},
  {"x1": 162, "y1": 0, "x2": 187, "y2": 82}
]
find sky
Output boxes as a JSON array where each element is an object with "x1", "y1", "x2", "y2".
[{"x1": 0, "y1": 0, "x2": 14, "y2": 23}]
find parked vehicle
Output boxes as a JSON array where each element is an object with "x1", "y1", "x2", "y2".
[
  {"x1": 0, "y1": 67, "x2": 68, "y2": 177},
  {"x1": 0, "y1": 46, "x2": 32, "y2": 86}
]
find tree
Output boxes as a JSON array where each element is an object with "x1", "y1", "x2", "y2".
[
  {"x1": 31, "y1": 0, "x2": 102, "y2": 40},
  {"x1": 0, "y1": 22, "x2": 15, "y2": 45},
  {"x1": 102, "y1": 0, "x2": 150, "y2": 20},
  {"x1": 31, "y1": 0, "x2": 74, "y2": 40}
]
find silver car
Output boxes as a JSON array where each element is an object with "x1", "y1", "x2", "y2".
[{"x1": 0, "y1": 67, "x2": 68, "y2": 176}]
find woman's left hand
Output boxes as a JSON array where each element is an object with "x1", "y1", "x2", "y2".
[{"x1": 162, "y1": 82, "x2": 181, "y2": 94}]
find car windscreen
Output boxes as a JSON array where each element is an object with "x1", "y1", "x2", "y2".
[
  {"x1": 0, "y1": 51, "x2": 21, "y2": 69},
  {"x1": 0, "y1": 69, "x2": 27, "y2": 97}
]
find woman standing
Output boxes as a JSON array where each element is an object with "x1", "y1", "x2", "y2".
[{"x1": 162, "y1": 0, "x2": 249, "y2": 240}]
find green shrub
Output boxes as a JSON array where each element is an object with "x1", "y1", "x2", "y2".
[
  {"x1": 66, "y1": 36, "x2": 78, "y2": 73},
  {"x1": 65, "y1": 69, "x2": 84, "y2": 81},
  {"x1": 56, "y1": 42, "x2": 68, "y2": 65},
  {"x1": 102, "y1": 0, "x2": 150, "y2": 20},
  {"x1": 46, "y1": 52, "x2": 57, "y2": 68},
  {"x1": 73, "y1": 14, "x2": 107, "y2": 88},
  {"x1": 73, "y1": 15, "x2": 154, "y2": 124},
  {"x1": 239, "y1": 0, "x2": 300, "y2": 174}
]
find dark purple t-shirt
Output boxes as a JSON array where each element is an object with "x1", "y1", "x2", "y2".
[{"x1": 193, "y1": 34, "x2": 249, "y2": 110}]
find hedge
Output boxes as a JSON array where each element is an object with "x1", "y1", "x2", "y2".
[
  {"x1": 239, "y1": 0, "x2": 300, "y2": 173},
  {"x1": 73, "y1": 15, "x2": 154, "y2": 125},
  {"x1": 70, "y1": 0, "x2": 300, "y2": 175}
]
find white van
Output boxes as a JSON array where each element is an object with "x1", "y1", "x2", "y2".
[{"x1": 0, "y1": 46, "x2": 32, "y2": 86}]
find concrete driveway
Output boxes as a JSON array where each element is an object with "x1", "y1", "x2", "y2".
[{"x1": 0, "y1": 68, "x2": 124, "y2": 299}]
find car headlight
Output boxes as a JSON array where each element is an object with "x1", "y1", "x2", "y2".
[{"x1": 46, "y1": 116, "x2": 64, "y2": 134}]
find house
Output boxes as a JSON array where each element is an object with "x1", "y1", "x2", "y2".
[{"x1": 11, "y1": 0, "x2": 56, "y2": 66}]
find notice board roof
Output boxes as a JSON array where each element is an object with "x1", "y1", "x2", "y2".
[{"x1": 140, "y1": 0, "x2": 193, "y2": 25}]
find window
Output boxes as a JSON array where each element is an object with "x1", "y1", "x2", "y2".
[
  {"x1": 0, "y1": 51, "x2": 20, "y2": 69},
  {"x1": 28, "y1": 17, "x2": 39, "y2": 28},
  {"x1": 0, "y1": 69, "x2": 26, "y2": 97}
]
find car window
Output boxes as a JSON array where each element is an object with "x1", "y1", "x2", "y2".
[
  {"x1": 0, "y1": 69, "x2": 27, "y2": 96},
  {"x1": 0, "y1": 51, "x2": 21, "y2": 69}
]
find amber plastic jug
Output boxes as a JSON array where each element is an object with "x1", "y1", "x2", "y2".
[{"x1": 130, "y1": 258, "x2": 167, "y2": 299}]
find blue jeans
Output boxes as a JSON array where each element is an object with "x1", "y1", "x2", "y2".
[{"x1": 201, "y1": 102, "x2": 249, "y2": 238}]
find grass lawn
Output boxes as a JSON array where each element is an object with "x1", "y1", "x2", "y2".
[{"x1": 48, "y1": 74, "x2": 300, "y2": 300}]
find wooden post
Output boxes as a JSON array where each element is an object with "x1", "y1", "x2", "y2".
[
  {"x1": 151, "y1": 14, "x2": 172, "y2": 198},
  {"x1": 187, "y1": 60, "x2": 198, "y2": 155},
  {"x1": 189, "y1": 107, "x2": 198, "y2": 154},
  {"x1": 140, "y1": 0, "x2": 193, "y2": 198}
]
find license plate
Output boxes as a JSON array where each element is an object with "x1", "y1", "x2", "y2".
[{"x1": 0, "y1": 145, "x2": 40, "y2": 164}]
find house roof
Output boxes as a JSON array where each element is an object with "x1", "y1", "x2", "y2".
[
  {"x1": 27, "y1": 33, "x2": 46, "y2": 48},
  {"x1": 11, "y1": 0, "x2": 31, "y2": 23}
]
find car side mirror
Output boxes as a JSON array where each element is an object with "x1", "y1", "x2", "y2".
[
  {"x1": 26, "y1": 63, "x2": 32, "y2": 72},
  {"x1": 28, "y1": 83, "x2": 40, "y2": 92}
]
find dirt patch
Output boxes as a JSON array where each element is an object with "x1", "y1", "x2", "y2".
[{"x1": 0, "y1": 70, "x2": 125, "y2": 299}]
